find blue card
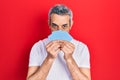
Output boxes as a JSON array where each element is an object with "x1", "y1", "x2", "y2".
[{"x1": 48, "y1": 30, "x2": 73, "y2": 41}]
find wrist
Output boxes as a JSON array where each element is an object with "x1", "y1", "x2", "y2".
[
  {"x1": 64, "y1": 55, "x2": 73, "y2": 62},
  {"x1": 47, "y1": 55, "x2": 55, "y2": 62}
]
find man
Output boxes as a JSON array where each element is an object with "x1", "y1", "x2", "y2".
[{"x1": 27, "y1": 4, "x2": 91, "y2": 80}]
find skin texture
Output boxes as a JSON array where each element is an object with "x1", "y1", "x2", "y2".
[{"x1": 27, "y1": 14, "x2": 91, "y2": 80}]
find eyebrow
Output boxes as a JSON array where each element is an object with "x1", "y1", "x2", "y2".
[
  {"x1": 62, "y1": 24, "x2": 68, "y2": 26},
  {"x1": 51, "y1": 23, "x2": 58, "y2": 26},
  {"x1": 51, "y1": 23, "x2": 68, "y2": 26}
]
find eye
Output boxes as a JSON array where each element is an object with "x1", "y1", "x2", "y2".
[
  {"x1": 52, "y1": 24, "x2": 56, "y2": 27},
  {"x1": 62, "y1": 25, "x2": 68, "y2": 28},
  {"x1": 51, "y1": 23, "x2": 57, "y2": 28}
]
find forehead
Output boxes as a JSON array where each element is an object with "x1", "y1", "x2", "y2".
[{"x1": 50, "y1": 13, "x2": 70, "y2": 24}]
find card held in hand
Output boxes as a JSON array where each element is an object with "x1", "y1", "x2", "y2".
[{"x1": 48, "y1": 30, "x2": 73, "y2": 41}]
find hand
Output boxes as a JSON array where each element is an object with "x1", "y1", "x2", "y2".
[
  {"x1": 46, "y1": 40, "x2": 61, "y2": 59},
  {"x1": 60, "y1": 40, "x2": 75, "y2": 60}
]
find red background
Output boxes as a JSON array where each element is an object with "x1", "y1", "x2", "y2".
[{"x1": 0, "y1": 0, "x2": 120, "y2": 80}]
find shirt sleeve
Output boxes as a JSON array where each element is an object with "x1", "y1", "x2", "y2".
[
  {"x1": 28, "y1": 41, "x2": 45, "y2": 66},
  {"x1": 74, "y1": 44, "x2": 90, "y2": 68}
]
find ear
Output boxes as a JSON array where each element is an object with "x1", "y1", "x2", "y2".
[
  {"x1": 70, "y1": 20, "x2": 73, "y2": 29},
  {"x1": 48, "y1": 20, "x2": 50, "y2": 26},
  {"x1": 48, "y1": 20, "x2": 51, "y2": 29}
]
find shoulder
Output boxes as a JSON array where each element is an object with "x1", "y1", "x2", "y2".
[
  {"x1": 30, "y1": 38, "x2": 49, "y2": 57},
  {"x1": 31, "y1": 38, "x2": 50, "y2": 50},
  {"x1": 32, "y1": 38, "x2": 49, "y2": 47}
]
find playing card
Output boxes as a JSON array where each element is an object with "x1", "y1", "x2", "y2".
[{"x1": 48, "y1": 30, "x2": 73, "y2": 41}]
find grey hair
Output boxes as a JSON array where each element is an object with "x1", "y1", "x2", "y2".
[{"x1": 48, "y1": 4, "x2": 73, "y2": 21}]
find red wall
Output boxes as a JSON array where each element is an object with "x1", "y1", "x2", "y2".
[{"x1": 0, "y1": 0, "x2": 120, "y2": 80}]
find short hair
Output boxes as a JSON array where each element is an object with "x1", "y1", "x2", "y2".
[{"x1": 48, "y1": 4, "x2": 73, "y2": 22}]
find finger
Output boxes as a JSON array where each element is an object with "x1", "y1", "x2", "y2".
[
  {"x1": 58, "y1": 41, "x2": 64, "y2": 48},
  {"x1": 49, "y1": 43, "x2": 60, "y2": 51},
  {"x1": 63, "y1": 40, "x2": 74, "y2": 48},
  {"x1": 61, "y1": 45, "x2": 70, "y2": 53},
  {"x1": 54, "y1": 48, "x2": 61, "y2": 54},
  {"x1": 46, "y1": 40, "x2": 59, "y2": 48},
  {"x1": 60, "y1": 40, "x2": 74, "y2": 49},
  {"x1": 65, "y1": 44, "x2": 73, "y2": 50},
  {"x1": 52, "y1": 40, "x2": 60, "y2": 43},
  {"x1": 46, "y1": 41, "x2": 53, "y2": 48},
  {"x1": 53, "y1": 44, "x2": 61, "y2": 51},
  {"x1": 60, "y1": 40, "x2": 74, "y2": 47}
]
